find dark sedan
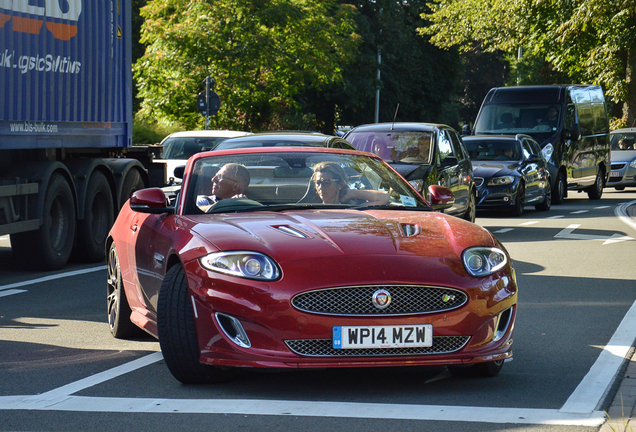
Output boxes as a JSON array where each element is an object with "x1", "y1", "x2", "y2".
[
  {"x1": 463, "y1": 135, "x2": 552, "y2": 216},
  {"x1": 345, "y1": 123, "x2": 476, "y2": 222},
  {"x1": 215, "y1": 131, "x2": 356, "y2": 150}
]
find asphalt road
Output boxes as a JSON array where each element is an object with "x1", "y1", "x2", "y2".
[{"x1": 1, "y1": 189, "x2": 636, "y2": 432}]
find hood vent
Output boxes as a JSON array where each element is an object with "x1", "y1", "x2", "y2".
[
  {"x1": 399, "y1": 223, "x2": 420, "y2": 237},
  {"x1": 272, "y1": 225, "x2": 311, "y2": 239}
]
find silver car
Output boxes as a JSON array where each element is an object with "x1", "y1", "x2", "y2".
[{"x1": 608, "y1": 128, "x2": 636, "y2": 190}]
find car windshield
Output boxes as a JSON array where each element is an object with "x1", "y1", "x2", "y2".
[
  {"x1": 345, "y1": 131, "x2": 433, "y2": 164},
  {"x1": 611, "y1": 133, "x2": 636, "y2": 150},
  {"x1": 215, "y1": 139, "x2": 323, "y2": 150},
  {"x1": 162, "y1": 137, "x2": 229, "y2": 159},
  {"x1": 474, "y1": 104, "x2": 560, "y2": 136},
  {"x1": 183, "y1": 151, "x2": 430, "y2": 215},
  {"x1": 464, "y1": 140, "x2": 521, "y2": 161}
]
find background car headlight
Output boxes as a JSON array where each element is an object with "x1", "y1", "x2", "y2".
[
  {"x1": 200, "y1": 251, "x2": 281, "y2": 280},
  {"x1": 542, "y1": 144, "x2": 554, "y2": 162},
  {"x1": 630, "y1": 159, "x2": 636, "y2": 169},
  {"x1": 462, "y1": 247, "x2": 507, "y2": 277},
  {"x1": 488, "y1": 176, "x2": 514, "y2": 186}
]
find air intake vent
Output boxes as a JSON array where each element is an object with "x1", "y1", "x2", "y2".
[
  {"x1": 399, "y1": 223, "x2": 420, "y2": 237},
  {"x1": 272, "y1": 225, "x2": 310, "y2": 238}
]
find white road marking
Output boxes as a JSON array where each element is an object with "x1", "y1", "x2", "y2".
[
  {"x1": 570, "y1": 210, "x2": 589, "y2": 214},
  {"x1": 616, "y1": 200, "x2": 636, "y2": 232},
  {"x1": 494, "y1": 228, "x2": 514, "y2": 234},
  {"x1": 594, "y1": 206, "x2": 610, "y2": 210},
  {"x1": 518, "y1": 221, "x2": 539, "y2": 226},
  {"x1": 554, "y1": 224, "x2": 633, "y2": 245},
  {"x1": 0, "y1": 266, "x2": 106, "y2": 292},
  {"x1": 547, "y1": 215, "x2": 565, "y2": 219},
  {"x1": 561, "y1": 298, "x2": 636, "y2": 413}
]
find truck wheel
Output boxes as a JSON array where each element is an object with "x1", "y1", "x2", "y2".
[
  {"x1": 120, "y1": 169, "x2": 145, "y2": 208},
  {"x1": 586, "y1": 170, "x2": 604, "y2": 200},
  {"x1": 552, "y1": 172, "x2": 566, "y2": 205},
  {"x1": 158, "y1": 264, "x2": 235, "y2": 384},
  {"x1": 11, "y1": 173, "x2": 76, "y2": 270},
  {"x1": 107, "y1": 242, "x2": 143, "y2": 338},
  {"x1": 75, "y1": 171, "x2": 114, "y2": 262}
]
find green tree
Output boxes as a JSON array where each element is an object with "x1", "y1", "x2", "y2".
[
  {"x1": 421, "y1": 0, "x2": 636, "y2": 125},
  {"x1": 334, "y1": 0, "x2": 463, "y2": 129},
  {"x1": 134, "y1": 0, "x2": 360, "y2": 131}
]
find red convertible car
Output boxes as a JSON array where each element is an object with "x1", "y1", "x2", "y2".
[{"x1": 107, "y1": 146, "x2": 517, "y2": 384}]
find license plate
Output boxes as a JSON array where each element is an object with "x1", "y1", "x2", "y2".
[
  {"x1": 332, "y1": 325, "x2": 432, "y2": 349},
  {"x1": 610, "y1": 171, "x2": 621, "y2": 177}
]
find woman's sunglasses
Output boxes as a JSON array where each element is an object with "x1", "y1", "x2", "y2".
[{"x1": 314, "y1": 179, "x2": 340, "y2": 187}]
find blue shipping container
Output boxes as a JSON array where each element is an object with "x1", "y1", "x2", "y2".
[{"x1": 0, "y1": 0, "x2": 132, "y2": 149}]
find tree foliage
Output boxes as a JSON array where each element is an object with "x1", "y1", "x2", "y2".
[
  {"x1": 134, "y1": 0, "x2": 360, "y2": 131},
  {"x1": 421, "y1": 0, "x2": 636, "y2": 124}
]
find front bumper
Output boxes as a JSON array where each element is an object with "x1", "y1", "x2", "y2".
[
  {"x1": 607, "y1": 164, "x2": 636, "y2": 188},
  {"x1": 183, "y1": 256, "x2": 518, "y2": 370},
  {"x1": 474, "y1": 179, "x2": 520, "y2": 210}
]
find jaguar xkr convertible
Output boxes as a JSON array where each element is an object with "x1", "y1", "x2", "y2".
[{"x1": 107, "y1": 145, "x2": 517, "y2": 384}]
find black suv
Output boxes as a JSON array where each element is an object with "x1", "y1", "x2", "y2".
[{"x1": 345, "y1": 122, "x2": 476, "y2": 222}]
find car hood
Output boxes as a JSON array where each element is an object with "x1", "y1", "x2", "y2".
[
  {"x1": 183, "y1": 209, "x2": 495, "y2": 264},
  {"x1": 610, "y1": 150, "x2": 636, "y2": 163},
  {"x1": 471, "y1": 161, "x2": 519, "y2": 179}
]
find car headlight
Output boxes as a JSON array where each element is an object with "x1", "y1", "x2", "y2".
[
  {"x1": 488, "y1": 176, "x2": 514, "y2": 186},
  {"x1": 200, "y1": 251, "x2": 281, "y2": 280},
  {"x1": 462, "y1": 247, "x2": 507, "y2": 277},
  {"x1": 630, "y1": 160, "x2": 636, "y2": 169},
  {"x1": 542, "y1": 144, "x2": 554, "y2": 162}
]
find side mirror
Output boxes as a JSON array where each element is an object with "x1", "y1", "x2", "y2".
[
  {"x1": 130, "y1": 188, "x2": 175, "y2": 214},
  {"x1": 527, "y1": 154, "x2": 542, "y2": 163},
  {"x1": 174, "y1": 165, "x2": 185, "y2": 179},
  {"x1": 428, "y1": 185, "x2": 454, "y2": 211},
  {"x1": 566, "y1": 123, "x2": 580, "y2": 141},
  {"x1": 441, "y1": 155, "x2": 458, "y2": 168},
  {"x1": 461, "y1": 124, "x2": 471, "y2": 136}
]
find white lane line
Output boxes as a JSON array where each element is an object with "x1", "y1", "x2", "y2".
[
  {"x1": 519, "y1": 221, "x2": 539, "y2": 226},
  {"x1": 547, "y1": 215, "x2": 565, "y2": 219},
  {"x1": 616, "y1": 200, "x2": 636, "y2": 232},
  {"x1": 561, "y1": 298, "x2": 636, "y2": 413},
  {"x1": 35, "y1": 352, "x2": 163, "y2": 400},
  {"x1": 0, "y1": 266, "x2": 106, "y2": 292},
  {"x1": 570, "y1": 210, "x2": 589, "y2": 214},
  {"x1": 494, "y1": 228, "x2": 514, "y2": 234},
  {"x1": 594, "y1": 206, "x2": 610, "y2": 210},
  {"x1": 0, "y1": 395, "x2": 605, "y2": 426}
]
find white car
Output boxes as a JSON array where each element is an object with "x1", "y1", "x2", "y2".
[{"x1": 155, "y1": 130, "x2": 251, "y2": 184}]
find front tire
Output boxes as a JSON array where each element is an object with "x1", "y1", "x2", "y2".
[
  {"x1": 158, "y1": 264, "x2": 234, "y2": 384},
  {"x1": 586, "y1": 169, "x2": 604, "y2": 200},
  {"x1": 511, "y1": 183, "x2": 525, "y2": 217},
  {"x1": 535, "y1": 178, "x2": 552, "y2": 211},
  {"x1": 463, "y1": 191, "x2": 476, "y2": 223},
  {"x1": 107, "y1": 242, "x2": 142, "y2": 338},
  {"x1": 552, "y1": 171, "x2": 566, "y2": 205}
]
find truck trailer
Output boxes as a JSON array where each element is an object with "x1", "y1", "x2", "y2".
[{"x1": 0, "y1": 0, "x2": 163, "y2": 270}]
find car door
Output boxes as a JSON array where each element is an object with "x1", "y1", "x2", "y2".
[{"x1": 435, "y1": 129, "x2": 466, "y2": 215}]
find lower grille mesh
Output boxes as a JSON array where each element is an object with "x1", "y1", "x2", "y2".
[{"x1": 285, "y1": 336, "x2": 470, "y2": 357}]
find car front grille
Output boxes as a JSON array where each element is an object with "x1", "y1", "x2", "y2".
[
  {"x1": 291, "y1": 285, "x2": 468, "y2": 316},
  {"x1": 612, "y1": 164, "x2": 626, "y2": 170},
  {"x1": 285, "y1": 336, "x2": 470, "y2": 357}
]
